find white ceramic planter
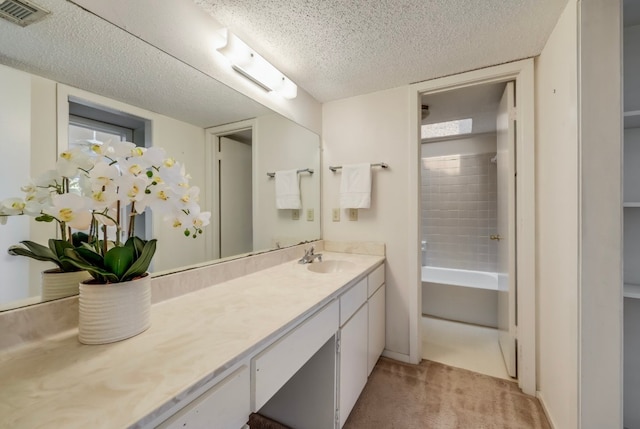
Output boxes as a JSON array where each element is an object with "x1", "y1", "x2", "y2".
[
  {"x1": 78, "y1": 274, "x2": 151, "y2": 345},
  {"x1": 41, "y1": 269, "x2": 91, "y2": 302}
]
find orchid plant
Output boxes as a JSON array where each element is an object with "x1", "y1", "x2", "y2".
[{"x1": 1, "y1": 140, "x2": 210, "y2": 283}]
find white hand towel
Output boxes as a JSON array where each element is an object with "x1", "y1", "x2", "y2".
[
  {"x1": 340, "y1": 163, "x2": 371, "y2": 209},
  {"x1": 275, "y1": 169, "x2": 301, "y2": 209}
]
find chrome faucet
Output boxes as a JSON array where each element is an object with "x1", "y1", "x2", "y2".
[{"x1": 299, "y1": 245, "x2": 323, "y2": 264}]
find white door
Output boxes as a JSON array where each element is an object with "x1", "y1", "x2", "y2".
[
  {"x1": 218, "y1": 136, "x2": 253, "y2": 258},
  {"x1": 496, "y1": 81, "x2": 517, "y2": 378}
]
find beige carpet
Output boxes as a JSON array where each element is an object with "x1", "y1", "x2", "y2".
[{"x1": 344, "y1": 357, "x2": 551, "y2": 429}]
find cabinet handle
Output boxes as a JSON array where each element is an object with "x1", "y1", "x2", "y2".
[{"x1": 490, "y1": 234, "x2": 502, "y2": 241}]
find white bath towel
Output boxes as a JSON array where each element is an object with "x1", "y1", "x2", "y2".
[
  {"x1": 275, "y1": 169, "x2": 301, "y2": 209},
  {"x1": 340, "y1": 163, "x2": 371, "y2": 209}
]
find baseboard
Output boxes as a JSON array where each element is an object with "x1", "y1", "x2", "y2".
[
  {"x1": 536, "y1": 391, "x2": 557, "y2": 429},
  {"x1": 381, "y1": 349, "x2": 416, "y2": 364}
]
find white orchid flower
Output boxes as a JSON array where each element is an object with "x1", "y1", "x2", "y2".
[
  {"x1": 45, "y1": 193, "x2": 92, "y2": 230},
  {"x1": 166, "y1": 206, "x2": 211, "y2": 236},
  {"x1": 159, "y1": 160, "x2": 188, "y2": 186},
  {"x1": 93, "y1": 206, "x2": 119, "y2": 227},
  {"x1": 88, "y1": 161, "x2": 119, "y2": 191},
  {"x1": 192, "y1": 209, "x2": 211, "y2": 229},
  {"x1": 118, "y1": 157, "x2": 149, "y2": 177},
  {"x1": 0, "y1": 197, "x2": 26, "y2": 215},
  {"x1": 96, "y1": 140, "x2": 136, "y2": 159},
  {"x1": 141, "y1": 147, "x2": 166, "y2": 165},
  {"x1": 33, "y1": 169, "x2": 64, "y2": 191},
  {"x1": 115, "y1": 174, "x2": 149, "y2": 204},
  {"x1": 172, "y1": 185, "x2": 201, "y2": 211},
  {"x1": 57, "y1": 147, "x2": 93, "y2": 177},
  {"x1": 89, "y1": 187, "x2": 119, "y2": 210},
  {"x1": 145, "y1": 183, "x2": 175, "y2": 213}
]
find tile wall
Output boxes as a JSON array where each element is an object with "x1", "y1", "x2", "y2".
[{"x1": 421, "y1": 152, "x2": 498, "y2": 272}]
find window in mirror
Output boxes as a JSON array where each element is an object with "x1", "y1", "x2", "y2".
[{"x1": 67, "y1": 104, "x2": 149, "y2": 244}]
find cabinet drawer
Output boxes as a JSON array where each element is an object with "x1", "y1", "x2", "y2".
[
  {"x1": 253, "y1": 300, "x2": 339, "y2": 410},
  {"x1": 368, "y1": 264, "x2": 385, "y2": 297},
  {"x1": 157, "y1": 366, "x2": 249, "y2": 429},
  {"x1": 340, "y1": 277, "x2": 367, "y2": 326}
]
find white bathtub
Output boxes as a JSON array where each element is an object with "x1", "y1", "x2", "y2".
[{"x1": 421, "y1": 266, "x2": 498, "y2": 328}]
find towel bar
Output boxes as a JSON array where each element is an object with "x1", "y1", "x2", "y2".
[
  {"x1": 267, "y1": 168, "x2": 314, "y2": 178},
  {"x1": 329, "y1": 162, "x2": 389, "y2": 172}
]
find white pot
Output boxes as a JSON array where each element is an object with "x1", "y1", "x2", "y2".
[
  {"x1": 78, "y1": 274, "x2": 151, "y2": 345},
  {"x1": 41, "y1": 269, "x2": 91, "y2": 302}
]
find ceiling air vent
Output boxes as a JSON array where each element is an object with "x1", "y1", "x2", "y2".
[{"x1": 0, "y1": 0, "x2": 49, "y2": 27}]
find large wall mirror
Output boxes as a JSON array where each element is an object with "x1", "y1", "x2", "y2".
[{"x1": 0, "y1": 0, "x2": 320, "y2": 311}]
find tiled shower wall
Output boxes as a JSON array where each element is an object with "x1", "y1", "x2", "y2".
[{"x1": 421, "y1": 152, "x2": 498, "y2": 272}]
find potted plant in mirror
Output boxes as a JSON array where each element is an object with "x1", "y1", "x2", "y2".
[
  {"x1": 1, "y1": 139, "x2": 210, "y2": 344},
  {"x1": 8, "y1": 237, "x2": 92, "y2": 301}
]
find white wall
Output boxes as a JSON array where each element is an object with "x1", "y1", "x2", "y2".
[
  {"x1": 535, "y1": 0, "x2": 623, "y2": 427},
  {"x1": 534, "y1": 2, "x2": 579, "y2": 427},
  {"x1": 0, "y1": 65, "x2": 32, "y2": 302},
  {"x1": 577, "y1": 0, "x2": 622, "y2": 427},
  {"x1": 322, "y1": 86, "x2": 412, "y2": 357},
  {"x1": 253, "y1": 113, "x2": 321, "y2": 250}
]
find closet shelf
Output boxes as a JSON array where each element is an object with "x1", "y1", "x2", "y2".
[
  {"x1": 624, "y1": 283, "x2": 640, "y2": 299},
  {"x1": 623, "y1": 202, "x2": 640, "y2": 207}
]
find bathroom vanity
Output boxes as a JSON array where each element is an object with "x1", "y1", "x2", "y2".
[{"x1": 0, "y1": 247, "x2": 385, "y2": 428}]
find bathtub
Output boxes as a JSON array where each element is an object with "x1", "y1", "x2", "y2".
[{"x1": 421, "y1": 266, "x2": 498, "y2": 328}]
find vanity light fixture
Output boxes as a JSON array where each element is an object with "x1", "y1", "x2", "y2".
[{"x1": 217, "y1": 31, "x2": 297, "y2": 99}]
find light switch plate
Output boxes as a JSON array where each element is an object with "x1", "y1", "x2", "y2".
[
  {"x1": 292, "y1": 209, "x2": 300, "y2": 220},
  {"x1": 306, "y1": 208, "x2": 314, "y2": 221},
  {"x1": 348, "y1": 208, "x2": 358, "y2": 221},
  {"x1": 332, "y1": 208, "x2": 340, "y2": 222}
]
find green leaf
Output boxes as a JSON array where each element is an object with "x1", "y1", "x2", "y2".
[
  {"x1": 74, "y1": 248, "x2": 106, "y2": 268},
  {"x1": 121, "y1": 239, "x2": 156, "y2": 282},
  {"x1": 34, "y1": 214, "x2": 55, "y2": 223},
  {"x1": 72, "y1": 232, "x2": 89, "y2": 247},
  {"x1": 62, "y1": 248, "x2": 118, "y2": 283},
  {"x1": 8, "y1": 240, "x2": 63, "y2": 269},
  {"x1": 104, "y1": 246, "x2": 135, "y2": 281}
]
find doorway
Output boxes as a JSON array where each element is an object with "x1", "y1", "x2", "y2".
[
  {"x1": 419, "y1": 81, "x2": 516, "y2": 380},
  {"x1": 205, "y1": 120, "x2": 256, "y2": 260},
  {"x1": 409, "y1": 59, "x2": 536, "y2": 395}
]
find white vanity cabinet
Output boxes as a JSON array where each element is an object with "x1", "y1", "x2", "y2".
[
  {"x1": 156, "y1": 366, "x2": 250, "y2": 429},
  {"x1": 367, "y1": 264, "x2": 386, "y2": 376},
  {"x1": 253, "y1": 300, "x2": 339, "y2": 411},
  {"x1": 148, "y1": 261, "x2": 385, "y2": 429},
  {"x1": 338, "y1": 276, "x2": 369, "y2": 428},
  {"x1": 338, "y1": 264, "x2": 386, "y2": 427}
]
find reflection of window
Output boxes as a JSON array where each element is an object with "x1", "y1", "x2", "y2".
[
  {"x1": 421, "y1": 118, "x2": 473, "y2": 139},
  {"x1": 69, "y1": 116, "x2": 133, "y2": 150}
]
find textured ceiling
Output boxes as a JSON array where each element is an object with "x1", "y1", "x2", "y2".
[
  {"x1": 0, "y1": 0, "x2": 272, "y2": 128},
  {"x1": 194, "y1": 0, "x2": 569, "y2": 102},
  {"x1": 0, "y1": 0, "x2": 570, "y2": 128}
]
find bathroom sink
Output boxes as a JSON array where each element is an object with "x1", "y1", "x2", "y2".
[{"x1": 306, "y1": 260, "x2": 357, "y2": 274}]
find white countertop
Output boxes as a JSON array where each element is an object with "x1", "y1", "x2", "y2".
[{"x1": 0, "y1": 252, "x2": 384, "y2": 429}]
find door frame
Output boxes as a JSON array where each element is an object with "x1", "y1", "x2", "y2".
[
  {"x1": 408, "y1": 59, "x2": 536, "y2": 395},
  {"x1": 204, "y1": 119, "x2": 257, "y2": 261}
]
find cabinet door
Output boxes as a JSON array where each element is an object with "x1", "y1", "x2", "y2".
[
  {"x1": 339, "y1": 303, "x2": 368, "y2": 428},
  {"x1": 367, "y1": 284, "x2": 385, "y2": 375},
  {"x1": 157, "y1": 366, "x2": 249, "y2": 429}
]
